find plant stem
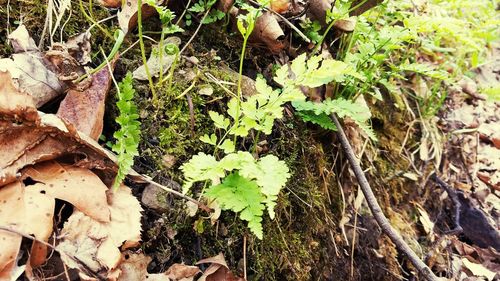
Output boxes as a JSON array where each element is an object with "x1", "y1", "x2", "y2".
[
  {"x1": 137, "y1": 0, "x2": 158, "y2": 104},
  {"x1": 330, "y1": 114, "x2": 439, "y2": 281},
  {"x1": 158, "y1": 29, "x2": 166, "y2": 84},
  {"x1": 79, "y1": 0, "x2": 113, "y2": 39},
  {"x1": 74, "y1": 29, "x2": 125, "y2": 83},
  {"x1": 233, "y1": 34, "x2": 249, "y2": 144},
  {"x1": 166, "y1": 52, "x2": 179, "y2": 94}
]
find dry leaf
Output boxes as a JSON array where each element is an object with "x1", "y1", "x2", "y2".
[
  {"x1": 165, "y1": 263, "x2": 200, "y2": 281},
  {"x1": 133, "y1": 37, "x2": 181, "y2": 80},
  {"x1": 118, "y1": 0, "x2": 157, "y2": 33},
  {"x1": 113, "y1": 252, "x2": 152, "y2": 281},
  {"x1": 57, "y1": 185, "x2": 142, "y2": 278},
  {"x1": 250, "y1": 12, "x2": 285, "y2": 53},
  {"x1": 0, "y1": 25, "x2": 66, "y2": 107},
  {"x1": 24, "y1": 187, "x2": 55, "y2": 267},
  {"x1": 462, "y1": 258, "x2": 496, "y2": 281},
  {"x1": 0, "y1": 180, "x2": 56, "y2": 277},
  {"x1": 0, "y1": 70, "x2": 38, "y2": 121},
  {"x1": 23, "y1": 161, "x2": 111, "y2": 222},
  {"x1": 197, "y1": 253, "x2": 244, "y2": 281},
  {"x1": 270, "y1": 0, "x2": 290, "y2": 13},
  {"x1": 0, "y1": 109, "x2": 118, "y2": 187},
  {"x1": 416, "y1": 205, "x2": 434, "y2": 235},
  {"x1": 0, "y1": 182, "x2": 25, "y2": 279},
  {"x1": 7, "y1": 25, "x2": 38, "y2": 53},
  {"x1": 57, "y1": 56, "x2": 117, "y2": 140}
]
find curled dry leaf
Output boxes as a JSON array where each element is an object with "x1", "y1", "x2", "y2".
[
  {"x1": 307, "y1": 0, "x2": 333, "y2": 26},
  {"x1": 97, "y1": 0, "x2": 122, "y2": 8},
  {"x1": 270, "y1": 0, "x2": 291, "y2": 14},
  {"x1": 118, "y1": 0, "x2": 158, "y2": 33},
  {"x1": 0, "y1": 70, "x2": 38, "y2": 121},
  {"x1": 0, "y1": 25, "x2": 67, "y2": 107},
  {"x1": 57, "y1": 185, "x2": 142, "y2": 279},
  {"x1": 197, "y1": 253, "x2": 244, "y2": 281},
  {"x1": 251, "y1": 11, "x2": 285, "y2": 53}
]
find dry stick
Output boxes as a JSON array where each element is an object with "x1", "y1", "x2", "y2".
[
  {"x1": 137, "y1": 174, "x2": 212, "y2": 213},
  {"x1": 330, "y1": 114, "x2": 439, "y2": 281},
  {"x1": 179, "y1": 8, "x2": 211, "y2": 55},
  {"x1": 0, "y1": 226, "x2": 106, "y2": 281}
]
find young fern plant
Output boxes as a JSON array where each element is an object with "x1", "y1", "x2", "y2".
[
  {"x1": 181, "y1": 48, "x2": 367, "y2": 238},
  {"x1": 112, "y1": 72, "x2": 141, "y2": 190}
]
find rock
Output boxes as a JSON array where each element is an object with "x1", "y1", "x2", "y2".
[{"x1": 141, "y1": 179, "x2": 181, "y2": 213}]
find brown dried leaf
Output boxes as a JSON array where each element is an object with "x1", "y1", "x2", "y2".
[
  {"x1": 57, "y1": 185, "x2": 142, "y2": 277},
  {"x1": 270, "y1": 0, "x2": 291, "y2": 13},
  {"x1": 0, "y1": 182, "x2": 24, "y2": 278},
  {"x1": 197, "y1": 253, "x2": 244, "y2": 281},
  {"x1": 165, "y1": 263, "x2": 200, "y2": 281},
  {"x1": 0, "y1": 180, "x2": 55, "y2": 277},
  {"x1": 0, "y1": 111, "x2": 118, "y2": 187},
  {"x1": 57, "y1": 57, "x2": 117, "y2": 140},
  {"x1": 118, "y1": 0, "x2": 158, "y2": 33},
  {"x1": 7, "y1": 25, "x2": 38, "y2": 53},
  {"x1": 25, "y1": 187, "x2": 55, "y2": 267},
  {"x1": 0, "y1": 25, "x2": 66, "y2": 107},
  {"x1": 251, "y1": 12, "x2": 285, "y2": 53},
  {"x1": 113, "y1": 252, "x2": 152, "y2": 281},
  {"x1": 0, "y1": 70, "x2": 38, "y2": 121},
  {"x1": 23, "y1": 161, "x2": 111, "y2": 222}
]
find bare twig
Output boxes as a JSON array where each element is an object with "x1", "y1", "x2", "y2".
[
  {"x1": 134, "y1": 174, "x2": 212, "y2": 212},
  {"x1": 179, "y1": 8, "x2": 211, "y2": 55},
  {"x1": 330, "y1": 114, "x2": 439, "y2": 281},
  {"x1": 243, "y1": 235, "x2": 247, "y2": 280}
]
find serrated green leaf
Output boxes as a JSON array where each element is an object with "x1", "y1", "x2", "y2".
[
  {"x1": 205, "y1": 173, "x2": 265, "y2": 239},
  {"x1": 295, "y1": 110, "x2": 337, "y2": 131},
  {"x1": 200, "y1": 133, "x2": 217, "y2": 146},
  {"x1": 112, "y1": 72, "x2": 141, "y2": 190},
  {"x1": 209, "y1": 111, "x2": 229, "y2": 130},
  {"x1": 180, "y1": 152, "x2": 225, "y2": 193},
  {"x1": 219, "y1": 139, "x2": 235, "y2": 153}
]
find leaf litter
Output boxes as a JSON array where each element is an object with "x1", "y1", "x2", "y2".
[{"x1": 0, "y1": 22, "x2": 241, "y2": 281}]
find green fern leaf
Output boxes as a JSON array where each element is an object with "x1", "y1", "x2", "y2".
[
  {"x1": 295, "y1": 111, "x2": 337, "y2": 131},
  {"x1": 293, "y1": 98, "x2": 377, "y2": 141},
  {"x1": 205, "y1": 173, "x2": 265, "y2": 239},
  {"x1": 180, "y1": 152, "x2": 225, "y2": 193},
  {"x1": 112, "y1": 72, "x2": 141, "y2": 190}
]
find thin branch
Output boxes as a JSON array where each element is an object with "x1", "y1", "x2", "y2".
[
  {"x1": 330, "y1": 114, "x2": 439, "y2": 281},
  {"x1": 135, "y1": 174, "x2": 212, "y2": 213},
  {"x1": 179, "y1": 8, "x2": 211, "y2": 55}
]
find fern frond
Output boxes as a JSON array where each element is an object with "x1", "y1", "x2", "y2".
[
  {"x1": 205, "y1": 173, "x2": 265, "y2": 239},
  {"x1": 112, "y1": 72, "x2": 141, "y2": 190},
  {"x1": 293, "y1": 98, "x2": 377, "y2": 141},
  {"x1": 296, "y1": 111, "x2": 337, "y2": 131}
]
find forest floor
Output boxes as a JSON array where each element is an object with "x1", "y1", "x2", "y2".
[{"x1": 0, "y1": 0, "x2": 499, "y2": 280}]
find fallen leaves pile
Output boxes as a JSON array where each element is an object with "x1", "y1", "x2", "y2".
[{"x1": 0, "y1": 20, "x2": 242, "y2": 281}]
